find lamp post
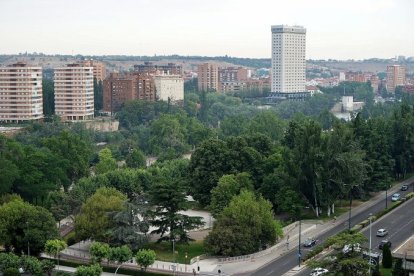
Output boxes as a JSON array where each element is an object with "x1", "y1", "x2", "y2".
[
  {"x1": 172, "y1": 239, "x2": 176, "y2": 276},
  {"x1": 26, "y1": 221, "x2": 30, "y2": 256},
  {"x1": 298, "y1": 218, "x2": 302, "y2": 267},
  {"x1": 345, "y1": 184, "x2": 358, "y2": 232},
  {"x1": 368, "y1": 213, "x2": 372, "y2": 275},
  {"x1": 385, "y1": 184, "x2": 389, "y2": 209}
]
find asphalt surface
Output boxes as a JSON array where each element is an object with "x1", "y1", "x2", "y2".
[{"x1": 251, "y1": 180, "x2": 414, "y2": 276}]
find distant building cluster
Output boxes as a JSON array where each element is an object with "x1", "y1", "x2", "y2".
[
  {"x1": 0, "y1": 60, "x2": 187, "y2": 122},
  {"x1": 197, "y1": 63, "x2": 269, "y2": 93},
  {"x1": 103, "y1": 62, "x2": 184, "y2": 114}
]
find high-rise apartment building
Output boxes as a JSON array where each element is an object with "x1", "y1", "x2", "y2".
[
  {"x1": 54, "y1": 63, "x2": 94, "y2": 121},
  {"x1": 271, "y1": 25, "x2": 306, "y2": 99},
  {"x1": 102, "y1": 73, "x2": 156, "y2": 113},
  {"x1": 197, "y1": 63, "x2": 219, "y2": 92},
  {"x1": 0, "y1": 62, "x2": 43, "y2": 122},
  {"x1": 80, "y1": 60, "x2": 107, "y2": 81},
  {"x1": 386, "y1": 65, "x2": 406, "y2": 93}
]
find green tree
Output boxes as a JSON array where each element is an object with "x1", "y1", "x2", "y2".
[
  {"x1": 3, "y1": 268, "x2": 20, "y2": 276},
  {"x1": 110, "y1": 198, "x2": 149, "y2": 250},
  {"x1": 0, "y1": 253, "x2": 20, "y2": 272},
  {"x1": 42, "y1": 79, "x2": 55, "y2": 116},
  {"x1": 125, "y1": 149, "x2": 146, "y2": 169},
  {"x1": 108, "y1": 246, "x2": 132, "y2": 275},
  {"x1": 0, "y1": 199, "x2": 58, "y2": 255},
  {"x1": 189, "y1": 138, "x2": 231, "y2": 206},
  {"x1": 75, "y1": 187, "x2": 127, "y2": 241},
  {"x1": 74, "y1": 264, "x2": 102, "y2": 276},
  {"x1": 43, "y1": 130, "x2": 92, "y2": 189},
  {"x1": 89, "y1": 242, "x2": 110, "y2": 263},
  {"x1": 20, "y1": 256, "x2": 42, "y2": 276},
  {"x1": 383, "y1": 244, "x2": 393, "y2": 268},
  {"x1": 209, "y1": 173, "x2": 253, "y2": 217},
  {"x1": 392, "y1": 258, "x2": 406, "y2": 276},
  {"x1": 95, "y1": 148, "x2": 117, "y2": 175},
  {"x1": 148, "y1": 160, "x2": 204, "y2": 243},
  {"x1": 44, "y1": 239, "x2": 67, "y2": 269},
  {"x1": 41, "y1": 259, "x2": 55, "y2": 276},
  {"x1": 149, "y1": 114, "x2": 189, "y2": 155},
  {"x1": 94, "y1": 78, "x2": 103, "y2": 111},
  {"x1": 205, "y1": 191, "x2": 283, "y2": 256},
  {"x1": 135, "y1": 249, "x2": 156, "y2": 271}
]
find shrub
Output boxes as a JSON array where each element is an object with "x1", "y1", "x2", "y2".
[{"x1": 3, "y1": 268, "x2": 20, "y2": 276}]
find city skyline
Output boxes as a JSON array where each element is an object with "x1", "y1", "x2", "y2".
[{"x1": 0, "y1": 0, "x2": 413, "y2": 60}]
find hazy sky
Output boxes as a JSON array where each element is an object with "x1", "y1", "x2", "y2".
[{"x1": 0, "y1": 0, "x2": 413, "y2": 59}]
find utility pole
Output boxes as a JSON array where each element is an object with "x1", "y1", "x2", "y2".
[
  {"x1": 368, "y1": 213, "x2": 372, "y2": 275},
  {"x1": 348, "y1": 188, "x2": 353, "y2": 232},
  {"x1": 298, "y1": 219, "x2": 302, "y2": 267}
]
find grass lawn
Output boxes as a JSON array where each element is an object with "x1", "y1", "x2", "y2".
[
  {"x1": 379, "y1": 267, "x2": 392, "y2": 276},
  {"x1": 146, "y1": 241, "x2": 205, "y2": 264}
]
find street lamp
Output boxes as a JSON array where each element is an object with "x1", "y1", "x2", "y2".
[
  {"x1": 298, "y1": 218, "x2": 302, "y2": 267},
  {"x1": 368, "y1": 213, "x2": 372, "y2": 275},
  {"x1": 385, "y1": 183, "x2": 390, "y2": 209}
]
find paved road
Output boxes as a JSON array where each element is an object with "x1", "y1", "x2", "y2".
[
  {"x1": 295, "y1": 185, "x2": 414, "y2": 276},
  {"x1": 251, "y1": 180, "x2": 414, "y2": 276}
]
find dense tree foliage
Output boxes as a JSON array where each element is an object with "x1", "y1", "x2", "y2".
[
  {"x1": 75, "y1": 187, "x2": 127, "y2": 241},
  {"x1": 205, "y1": 191, "x2": 283, "y2": 256},
  {"x1": 0, "y1": 199, "x2": 58, "y2": 255}
]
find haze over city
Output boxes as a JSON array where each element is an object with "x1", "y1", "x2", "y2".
[{"x1": 1, "y1": 0, "x2": 413, "y2": 59}]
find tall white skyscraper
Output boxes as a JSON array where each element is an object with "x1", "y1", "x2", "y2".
[{"x1": 271, "y1": 25, "x2": 306, "y2": 96}]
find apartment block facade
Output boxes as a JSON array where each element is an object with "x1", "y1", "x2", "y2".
[
  {"x1": 197, "y1": 63, "x2": 219, "y2": 92},
  {"x1": 387, "y1": 65, "x2": 406, "y2": 93},
  {"x1": 271, "y1": 25, "x2": 306, "y2": 94},
  {"x1": 54, "y1": 64, "x2": 94, "y2": 121},
  {"x1": 103, "y1": 73, "x2": 156, "y2": 113},
  {"x1": 134, "y1": 62, "x2": 183, "y2": 76},
  {"x1": 154, "y1": 74, "x2": 184, "y2": 102},
  {"x1": 0, "y1": 62, "x2": 43, "y2": 122},
  {"x1": 80, "y1": 60, "x2": 107, "y2": 81}
]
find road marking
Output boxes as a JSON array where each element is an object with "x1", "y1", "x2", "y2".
[{"x1": 266, "y1": 270, "x2": 275, "y2": 276}]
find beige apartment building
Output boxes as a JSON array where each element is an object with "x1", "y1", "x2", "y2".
[
  {"x1": 80, "y1": 60, "x2": 106, "y2": 81},
  {"x1": 197, "y1": 63, "x2": 219, "y2": 92},
  {"x1": 54, "y1": 63, "x2": 94, "y2": 121},
  {"x1": 154, "y1": 74, "x2": 184, "y2": 102},
  {"x1": 0, "y1": 62, "x2": 43, "y2": 123},
  {"x1": 386, "y1": 65, "x2": 406, "y2": 93}
]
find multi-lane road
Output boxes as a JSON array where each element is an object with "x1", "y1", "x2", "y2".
[{"x1": 251, "y1": 180, "x2": 414, "y2": 276}]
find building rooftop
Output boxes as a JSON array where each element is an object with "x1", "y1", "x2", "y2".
[{"x1": 393, "y1": 235, "x2": 414, "y2": 260}]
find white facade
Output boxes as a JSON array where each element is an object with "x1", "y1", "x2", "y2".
[
  {"x1": 0, "y1": 63, "x2": 43, "y2": 122},
  {"x1": 54, "y1": 64, "x2": 94, "y2": 121},
  {"x1": 154, "y1": 75, "x2": 184, "y2": 102},
  {"x1": 271, "y1": 25, "x2": 306, "y2": 93},
  {"x1": 342, "y1": 96, "x2": 354, "y2": 112}
]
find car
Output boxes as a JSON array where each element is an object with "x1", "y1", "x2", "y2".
[
  {"x1": 342, "y1": 243, "x2": 362, "y2": 254},
  {"x1": 379, "y1": 240, "x2": 392, "y2": 250},
  {"x1": 376, "y1": 228, "x2": 388, "y2": 237},
  {"x1": 391, "y1": 193, "x2": 401, "y2": 202},
  {"x1": 303, "y1": 237, "x2": 317, "y2": 247},
  {"x1": 310, "y1": 267, "x2": 329, "y2": 276},
  {"x1": 401, "y1": 185, "x2": 408, "y2": 191}
]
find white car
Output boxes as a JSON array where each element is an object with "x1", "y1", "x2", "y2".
[
  {"x1": 310, "y1": 268, "x2": 329, "y2": 276},
  {"x1": 391, "y1": 193, "x2": 401, "y2": 202},
  {"x1": 376, "y1": 228, "x2": 388, "y2": 237},
  {"x1": 342, "y1": 243, "x2": 361, "y2": 254}
]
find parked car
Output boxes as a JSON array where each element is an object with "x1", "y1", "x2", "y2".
[
  {"x1": 391, "y1": 193, "x2": 401, "y2": 202},
  {"x1": 310, "y1": 268, "x2": 329, "y2": 276},
  {"x1": 376, "y1": 228, "x2": 389, "y2": 237},
  {"x1": 303, "y1": 237, "x2": 317, "y2": 247},
  {"x1": 401, "y1": 185, "x2": 408, "y2": 191},
  {"x1": 379, "y1": 240, "x2": 392, "y2": 250},
  {"x1": 342, "y1": 243, "x2": 362, "y2": 254}
]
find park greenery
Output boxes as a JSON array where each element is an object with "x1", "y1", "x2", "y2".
[{"x1": 2, "y1": 80, "x2": 414, "y2": 259}]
